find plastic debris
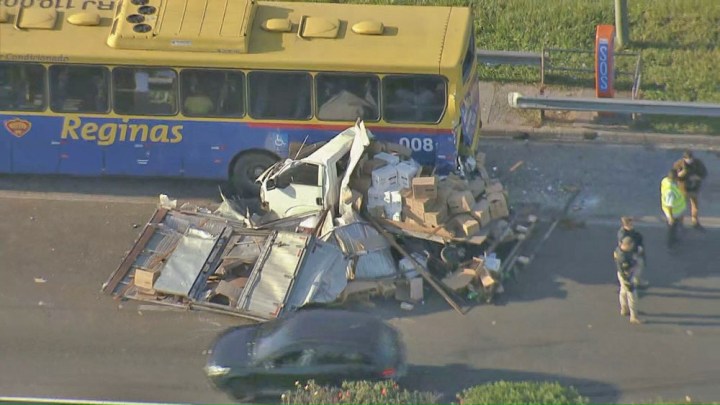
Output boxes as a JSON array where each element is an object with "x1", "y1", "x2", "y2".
[
  {"x1": 158, "y1": 194, "x2": 178, "y2": 209},
  {"x1": 400, "y1": 302, "x2": 414, "y2": 311},
  {"x1": 34, "y1": 277, "x2": 47, "y2": 283}
]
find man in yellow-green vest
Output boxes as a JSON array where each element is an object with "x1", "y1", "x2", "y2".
[{"x1": 661, "y1": 169, "x2": 687, "y2": 249}]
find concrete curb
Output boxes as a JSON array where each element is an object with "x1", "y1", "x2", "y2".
[{"x1": 482, "y1": 125, "x2": 720, "y2": 150}]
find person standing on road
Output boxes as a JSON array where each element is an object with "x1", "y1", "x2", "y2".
[
  {"x1": 617, "y1": 216, "x2": 649, "y2": 288},
  {"x1": 673, "y1": 150, "x2": 708, "y2": 229},
  {"x1": 614, "y1": 237, "x2": 642, "y2": 324},
  {"x1": 661, "y1": 169, "x2": 687, "y2": 250}
]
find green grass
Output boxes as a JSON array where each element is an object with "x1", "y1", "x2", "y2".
[{"x1": 308, "y1": 0, "x2": 720, "y2": 133}]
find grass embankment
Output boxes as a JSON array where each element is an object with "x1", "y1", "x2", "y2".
[{"x1": 315, "y1": 0, "x2": 720, "y2": 133}]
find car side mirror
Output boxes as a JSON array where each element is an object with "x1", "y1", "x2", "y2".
[{"x1": 266, "y1": 179, "x2": 276, "y2": 190}]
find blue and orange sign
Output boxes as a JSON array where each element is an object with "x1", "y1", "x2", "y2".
[{"x1": 595, "y1": 25, "x2": 615, "y2": 98}]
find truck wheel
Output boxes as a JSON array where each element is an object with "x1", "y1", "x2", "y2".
[{"x1": 230, "y1": 153, "x2": 278, "y2": 197}]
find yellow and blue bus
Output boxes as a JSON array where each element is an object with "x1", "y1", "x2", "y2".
[{"x1": 0, "y1": 0, "x2": 480, "y2": 194}]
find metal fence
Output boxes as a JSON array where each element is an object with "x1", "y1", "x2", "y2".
[{"x1": 476, "y1": 48, "x2": 642, "y2": 99}]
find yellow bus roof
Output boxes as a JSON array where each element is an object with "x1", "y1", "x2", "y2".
[{"x1": 0, "y1": 0, "x2": 472, "y2": 75}]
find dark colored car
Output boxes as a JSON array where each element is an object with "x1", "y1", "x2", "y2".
[{"x1": 204, "y1": 309, "x2": 406, "y2": 400}]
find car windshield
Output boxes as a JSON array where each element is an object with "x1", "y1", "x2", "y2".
[{"x1": 252, "y1": 320, "x2": 290, "y2": 359}]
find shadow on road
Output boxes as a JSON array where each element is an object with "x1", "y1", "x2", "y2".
[
  {"x1": 402, "y1": 364, "x2": 620, "y2": 404},
  {"x1": 0, "y1": 174, "x2": 223, "y2": 200}
]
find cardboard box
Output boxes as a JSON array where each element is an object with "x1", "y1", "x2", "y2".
[
  {"x1": 134, "y1": 268, "x2": 161, "y2": 290},
  {"x1": 402, "y1": 206, "x2": 424, "y2": 225},
  {"x1": 367, "y1": 185, "x2": 384, "y2": 208},
  {"x1": 477, "y1": 267, "x2": 497, "y2": 288},
  {"x1": 371, "y1": 165, "x2": 398, "y2": 190},
  {"x1": 468, "y1": 177, "x2": 486, "y2": 198},
  {"x1": 454, "y1": 213, "x2": 480, "y2": 237},
  {"x1": 362, "y1": 158, "x2": 387, "y2": 175},
  {"x1": 383, "y1": 189, "x2": 403, "y2": 204},
  {"x1": 384, "y1": 201, "x2": 402, "y2": 221},
  {"x1": 373, "y1": 151, "x2": 400, "y2": 166},
  {"x1": 447, "y1": 190, "x2": 475, "y2": 214},
  {"x1": 396, "y1": 161, "x2": 420, "y2": 189},
  {"x1": 437, "y1": 182, "x2": 455, "y2": 203},
  {"x1": 385, "y1": 143, "x2": 413, "y2": 158},
  {"x1": 409, "y1": 277, "x2": 423, "y2": 302},
  {"x1": 462, "y1": 257, "x2": 485, "y2": 277},
  {"x1": 407, "y1": 196, "x2": 436, "y2": 216},
  {"x1": 445, "y1": 173, "x2": 468, "y2": 191},
  {"x1": 412, "y1": 176, "x2": 438, "y2": 199},
  {"x1": 487, "y1": 192, "x2": 509, "y2": 219},
  {"x1": 486, "y1": 180, "x2": 504, "y2": 194},
  {"x1": 423, "y1": 202, "x2": 447, "y2": 227},
  {"x1": 441, "y1": 270, "x2": 475, "y2": 291},
  {"x1": 470, "y1": 199, "x2": 491, "y2": 227}
]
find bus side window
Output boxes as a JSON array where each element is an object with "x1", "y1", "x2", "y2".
[
  {"x1": 112, "y1": 67, "x2": 178, "y2": 116},
  {"x1": 316, "y1": 73, "x2": 379, "y2": 121},
  {"x1": 0, "y1": 63, "x2": 46, "y2": 112},
  {"x1": 248, "y1": 71, "x2": 312, "y2": 120},
  {"x1": 180, "y1": 69, "x2": 244, "y2": 118},
  {"x1": 382, "y1": 75, "x2": 446, "y2": 123},
  {"x1": 50, "y1": 65, "x2": 110, "y2": 114}
]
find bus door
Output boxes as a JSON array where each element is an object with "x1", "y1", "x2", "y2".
[
  {"x1": 7, "y1": 116, "x2": 63, "y2": 174},
  {"x1": 56, "y1": 118, "x2": 104, "y2": 175}
]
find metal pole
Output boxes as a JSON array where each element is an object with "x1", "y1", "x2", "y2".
[
  {"x1": 615, "y1": 0, "x2": 630, "y2": 49},
  {"x1": 365, "y1": 215, "x2": 466, "y2": 315}
]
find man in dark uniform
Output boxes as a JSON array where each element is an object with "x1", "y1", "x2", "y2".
[
  {"x1": 614, "y1": 237, "x2": 642, "y2": 324},
  {"x1": 617, "y1": 217, "x2": 648, "y2": 288},
  {"x1": 673, "y1": 150, "x2": 708, "y2": 229}
]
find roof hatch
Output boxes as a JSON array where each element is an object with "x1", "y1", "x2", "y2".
[
  {"x1": 67, "y1": 11, "x2": 101, "y2": 26},
  {"x1": 298, "y1": 16, "x2": 340, "y2": 39},
  {"x1": 352, "y1": 20, "x2": 384, "y2": 35},
  {"x1": 15, "y1": 7, "x2": 58, "y2": 29},
  {"x1": 262, "y1": 18, "x2": 293, "y2": 33},
  {"x1": 107, "y1": 0, "x2": 257, "y2": 53}
]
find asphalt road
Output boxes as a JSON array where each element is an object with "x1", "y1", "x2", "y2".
[{"x1": 1, "y1": 139, "x2": 719, "y2": 404}]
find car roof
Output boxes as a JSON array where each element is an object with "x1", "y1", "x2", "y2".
[{"x1": 255, "y1": 309, "x2": 390, "y2": 358}]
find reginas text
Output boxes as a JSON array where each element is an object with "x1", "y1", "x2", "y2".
[{"x1": 61, "y1": 117, "x2": 183, "y2": 146}]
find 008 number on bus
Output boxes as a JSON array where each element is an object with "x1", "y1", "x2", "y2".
[{"x1": 398, "y1": 137, "x2": 434, "y2": 152}]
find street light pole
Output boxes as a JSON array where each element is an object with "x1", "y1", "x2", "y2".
[{"x1": 615, "y1": 0, "x2": 630, "y2": 49}]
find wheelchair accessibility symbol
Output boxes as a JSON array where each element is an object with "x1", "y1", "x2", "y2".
[{"x1": 267, "y1": 132, "x2": 289, "y2": 155}]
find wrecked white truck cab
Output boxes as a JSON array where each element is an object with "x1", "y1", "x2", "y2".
[{"x1": 258, "y1": 122, "x2": 370, "y2": 219}]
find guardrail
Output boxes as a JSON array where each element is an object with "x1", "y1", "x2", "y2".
[
  {"x1": 475, "y1": 49, "x2": 542, "y2": 66},
  {"x1": 508, "y1": 92, "x2": 720, "y2": 118},
  {"x1": 476, "y1": 48, "x2": 643, "y2": 101}
]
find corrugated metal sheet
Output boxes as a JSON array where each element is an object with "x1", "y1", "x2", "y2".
[
  {"x1": 332, "y1": 222, "x2": 398, "y2": 279},
  {"x1": 153, "y1": 229, "x2": 218, "y2": 297},
  {"x1": 237, "y1": 232, "x2": 310, "y2": 319},
  {"x1": 284, "y1": 240, "x2": 348, "y2": 311}
]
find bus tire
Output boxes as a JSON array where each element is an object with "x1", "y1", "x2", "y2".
[{"x1": 230, "y1": 152, "x2": 278, "y2": 197}]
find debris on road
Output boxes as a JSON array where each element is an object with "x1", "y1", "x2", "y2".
[
  {"x1": 34, "y1": 277, "x2": 47, "y2": 283},
  {"x1": 102, "y1": 121, "x2": 540, "y2": 320}
]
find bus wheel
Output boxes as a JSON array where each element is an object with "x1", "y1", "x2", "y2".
[{"x1": 230, "y1": 152, "x2": 278, "y2": 197}]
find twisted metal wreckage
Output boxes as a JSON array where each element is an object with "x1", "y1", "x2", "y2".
[{"x1": 102, "y1": 121, "x2": 537, "y2": 321}]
